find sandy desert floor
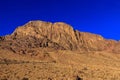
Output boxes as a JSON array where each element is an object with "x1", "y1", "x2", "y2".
[{"x1": 1, "y1": 49, "x2": 120, "y2": 80}]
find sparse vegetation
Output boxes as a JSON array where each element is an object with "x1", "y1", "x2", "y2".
[
  {"x1": 22, "y1": 77, "x2": 29, "y2": 80},
  {"x1": 1, "y1": 21, "x2": 120, "y2": 80},
  {"x1": 76, "y1": 76, "x2": 82, "y2": 80},
  {"x1": 1, "y1": 78, "x2": 8, "y2": 80},
  {"x1": 1, "y1": 50, "x2": 120, "y2": 80}
]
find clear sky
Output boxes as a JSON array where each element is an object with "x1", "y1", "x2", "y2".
[{"x1": 0, "y1": 0, "x2": 120, "y2": 40}]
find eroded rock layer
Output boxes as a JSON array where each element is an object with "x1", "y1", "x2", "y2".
[{"x1": 0, "y1": 20, "x2": 119, "y2": 54}]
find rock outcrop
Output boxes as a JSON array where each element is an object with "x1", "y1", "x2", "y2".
[{"x1": 0, "y1": 20, "x2": 119, "y2": 54}]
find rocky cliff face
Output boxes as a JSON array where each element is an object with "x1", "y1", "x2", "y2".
[{"x1": 0, "y1": 20, "x2": 119, "y2": 54}]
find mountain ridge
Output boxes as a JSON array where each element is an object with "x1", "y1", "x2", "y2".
[
  {"x1": 0, "y1": 20, "x2": 120, "y2": 54},
  {"x1": 1, "y1": 20, "x2": 120, "y2": 80}
]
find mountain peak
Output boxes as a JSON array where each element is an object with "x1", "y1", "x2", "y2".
[
  {"x1": 12, "y1": 20, "x2": 73, "y2": 38},
  {"x1": 1, "y1": 20, "x2": 120, "y2": 54}
]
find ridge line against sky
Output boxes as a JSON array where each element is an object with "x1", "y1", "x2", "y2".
[{"x1": 0, "y1": 0, "x2": 120, "y2": 40}]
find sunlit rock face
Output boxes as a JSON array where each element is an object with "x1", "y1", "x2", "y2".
[{"x1": 0, "y1": 20, "x2": 119, "y2": 53}]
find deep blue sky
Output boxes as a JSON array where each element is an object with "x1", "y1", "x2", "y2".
[{"x1": 0, "y1": 0, "x2": 120, "y2": 40}]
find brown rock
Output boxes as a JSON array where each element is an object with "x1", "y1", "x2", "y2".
[{"x1": 0, "y1": 20, "x2": 119, "y2": 54}]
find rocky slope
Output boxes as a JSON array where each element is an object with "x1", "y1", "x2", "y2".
[
  {"x1": 1, "y1": 20, "x2": 120, "y2": 80},
  {"x1": 0, "y1": 20, "x2": 119, "y2": 54}
]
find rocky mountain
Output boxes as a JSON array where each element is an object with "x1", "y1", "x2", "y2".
[
  {"x1": 0, "y1": 20, "x2": 119, "y2": 54},
  {"x1": 1, "y1": 20, "x2": 120, "y2": 80}
]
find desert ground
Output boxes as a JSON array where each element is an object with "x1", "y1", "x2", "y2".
[
  {"x1": 1, "y1": 49, "x2": 120, "y2": 80},
  {"x1": 1, "y1": 21, "x2": 120, "y2": 80}
]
